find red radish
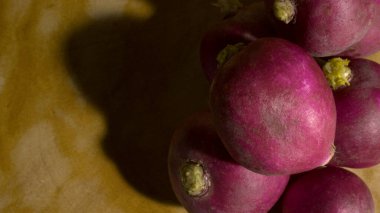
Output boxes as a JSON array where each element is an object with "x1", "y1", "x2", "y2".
[
  {"x1": 266, "y1": 0, "x2": 375, "y2": 57},
  {"x1": 323, "y1": 58, "x2": 380, "y2": 168},
  {"x1": 210, "y1": 37, "x2": 336, "y2": 175},
  {"x1": 200, "y1": 0, "x2": 274, "y2": 82},
  {"x1": 281, "y1": 167, "x2": 375, "y2": 213},
  {"x1": 339, "y1": 2, "x2": 380, "y2": 57},
  {"x1": 168, "y1": 111, "x2": 289, "y2": 213}
]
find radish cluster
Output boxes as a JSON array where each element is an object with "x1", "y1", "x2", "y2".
[{"x1": 168, "y1": 0, "x2": 379, "y2": 212}]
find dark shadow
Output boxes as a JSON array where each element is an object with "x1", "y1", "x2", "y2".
[{"x1": 63, "y1": 0, "x2": 220, "y2": 205}]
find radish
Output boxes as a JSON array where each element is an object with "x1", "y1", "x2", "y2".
[
  {"x1": 322, "y1": 58, "x2": 380, "y2": 168},
  {"x1": 281, "y1": 166, "x2": 375, "y2": 213},
  {"x1": 200, "y1": 0, "x2": 274, "y2": 82},
  {"x1": 210, "y1": 37, "x2": 336, "y2": 175},
  {"x1": 168, "y1": 111, "x2": 289, "y2": 213},
  {"x1": 339, "y1": 2, "x2": 380, "y2": 57},
  {"x1": 266, "y1": 0, "x2": 375, "y2": 57}
]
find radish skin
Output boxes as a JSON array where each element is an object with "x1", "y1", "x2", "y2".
[
  {"x1": 200, "y1": 1, "x2": 274, "y2": 82},
  {"x1": 210, "y1": 38, "x2": 336, "y2": 175},
  {"x1": 326, "y1": 58, "x2": 380, "y2": 168},
  {"x1": 281, "y1": 167, "x2": 375, "y2": 213},
  {"x1": 168, "y1": 111, "x2": 289, "y2": 213},
  {"x1": 266, "y1": 0, "x2": 376, "y2": 57}
]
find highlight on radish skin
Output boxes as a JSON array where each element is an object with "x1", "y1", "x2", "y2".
[{"x1": 210, "y1": 38, "x2": 336, "y2": 175}]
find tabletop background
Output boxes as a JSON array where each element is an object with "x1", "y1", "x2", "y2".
[{"x1": 0, "y1": 0, "x2": 379, "y2": 212}]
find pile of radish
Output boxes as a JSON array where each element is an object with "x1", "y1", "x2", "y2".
[{"x1": 168, "y1": 0, "x2": 380, "y2": 212}]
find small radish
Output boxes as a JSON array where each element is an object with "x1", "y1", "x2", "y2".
[
  {"x1": 210, "y1": 37, "x2": 336, "y2": 175},
  {"x1": 281, "y1": 166, "x2": 375, "y2": 213},
  {"x1": 266, "y1": 0, "x2": 375, "y2": 57},
  {"x1": 168, "y1": 111, "x2": 289, "y2": 213},
  {"x1": 322, "y1": 57, "x2": 380, "y2": 168},
  {"x1": 200, "y1": 0, "x2": 274, "y2": 82}
]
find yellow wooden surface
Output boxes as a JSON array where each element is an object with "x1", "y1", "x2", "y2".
[{"x1": 0, "y1": 0, "x2": 378, "y2": 212}]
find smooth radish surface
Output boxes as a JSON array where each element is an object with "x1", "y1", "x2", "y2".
[
  {"x1": 210, "y1": 37, "x2": 336, "y2": 175},
  {"x1": 281, "y1": 167, "x2": 375, "y2": 213},
  {"x1": 200, "y1": 0, "x2": 274, "y2": 82},
  {"x1": 168, "y1": 111, "x2": 289, "y2": 213},
  {"x1": 327, "y1": 58, "x2": 380, "y2": 168},
  {"x1": 266, "y1": 0, "x2": 375, "y2": 57},
  {"x1": 339, "y1": 2, "x2": 380, "y2": 57}
]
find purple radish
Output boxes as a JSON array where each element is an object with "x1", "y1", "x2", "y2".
[
  {"x1": 210, "y1": 37, "x2": 336, "y2": 175},
  {"x1": 266, "y1": 0, "x2": 375, "y2": 57},
  {"x1": 281, "y1": 166, "x2": 375, "y2": 213},
  {"x1": 200, "y1": 0, "x2": 274, "y2": 82},
  {"x1": 339, "y1": 2, "x2": 380, "y2": 57},
  {"x1": 322, "y1": 58, "x2": 380, "y2": 168},
  {"x1": 168, "y1": 111, "x2": 289, "y2": 213}
]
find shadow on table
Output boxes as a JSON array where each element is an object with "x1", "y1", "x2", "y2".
[{"x1": 62, "y1": 0, "x2": 218, "y2": 205}]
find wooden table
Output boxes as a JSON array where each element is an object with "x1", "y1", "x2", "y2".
[{"x1": 0, "y1": 0, "x2": 379, "y2": 212}]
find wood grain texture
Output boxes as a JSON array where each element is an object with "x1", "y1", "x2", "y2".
[{"x1": 0, "y1": 0, "x2": 378, "y2": 212}]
